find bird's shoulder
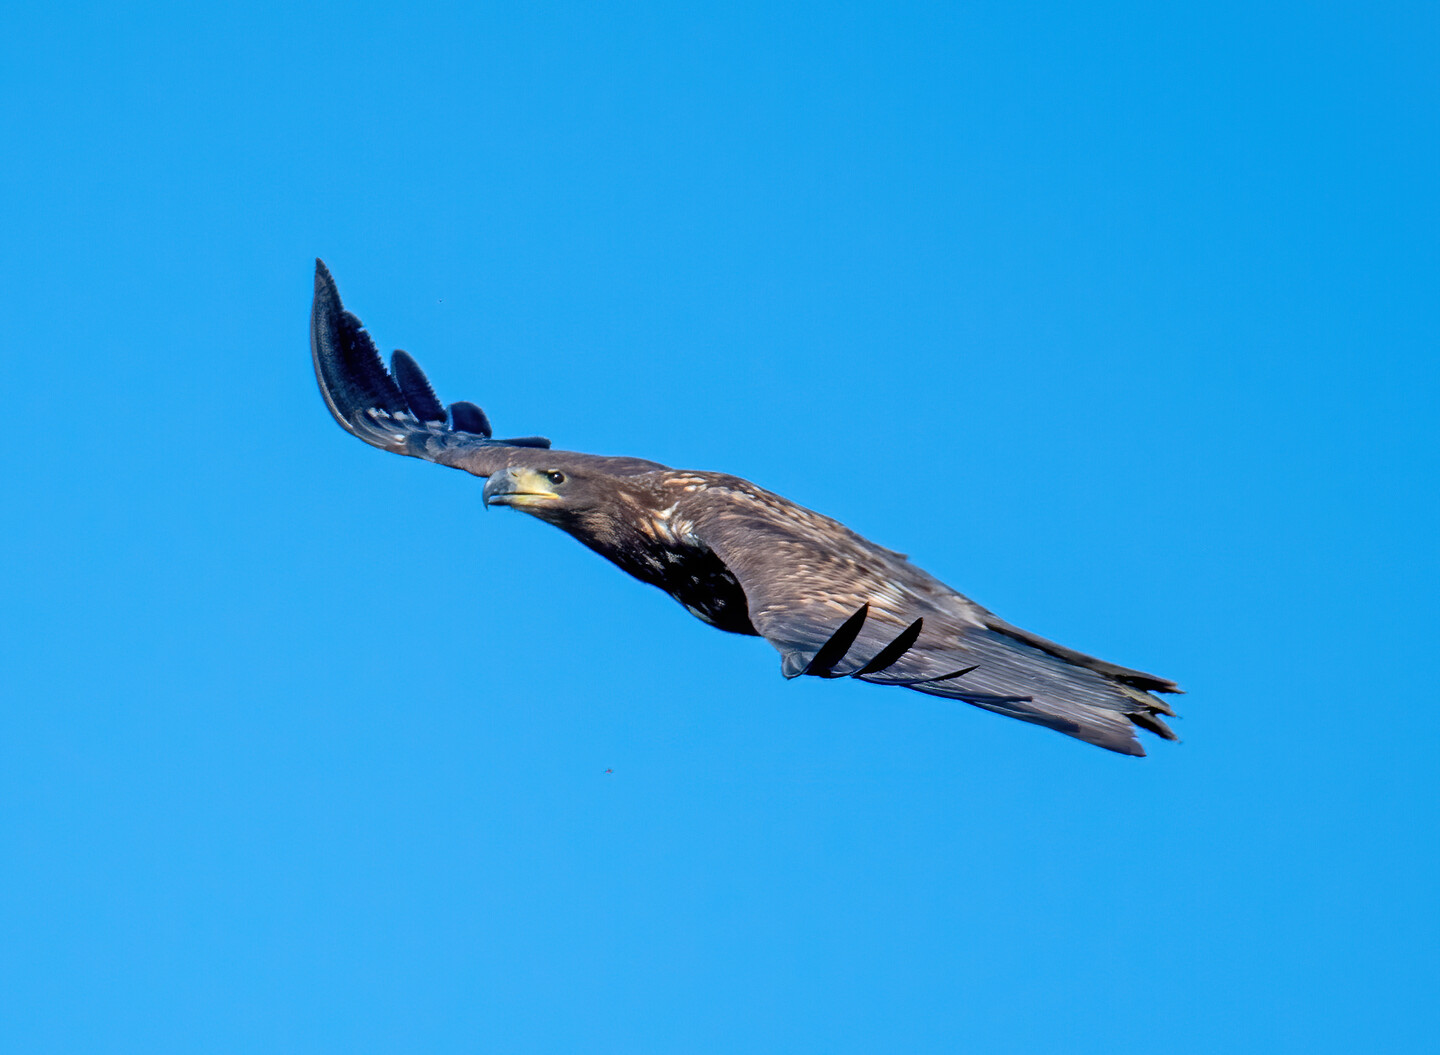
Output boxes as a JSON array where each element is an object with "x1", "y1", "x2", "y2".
[
  {"x1": 652, "y1": 470, "x2": 959, "y2": 603},
  {"x1": 650, "y1": 471, "x2": 876, "y2": 545}
]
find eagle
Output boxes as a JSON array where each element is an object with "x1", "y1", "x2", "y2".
[{"x1": 311, "y1": 260, "x2": 1181, "y2": 756}]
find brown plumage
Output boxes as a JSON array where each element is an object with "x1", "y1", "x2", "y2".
[{"x1": 311, "y1": 260, "x2": 1182, "y2": 755}]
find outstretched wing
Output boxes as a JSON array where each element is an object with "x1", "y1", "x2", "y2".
[
  {"x1": 310, "y1": 259, "x2": 551, "y2": 474},
  {"x1": 683, "y1": 479, "x2": 1179, "y2": 756}
]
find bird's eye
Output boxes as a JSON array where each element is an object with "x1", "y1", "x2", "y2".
[{"x1": 544, "y1": 470, "x2": 566, "y2": 486}]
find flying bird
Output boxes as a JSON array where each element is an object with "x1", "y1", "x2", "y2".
[{"x1": 310, "y1": 260, "x2": 1181, "y2": 755}]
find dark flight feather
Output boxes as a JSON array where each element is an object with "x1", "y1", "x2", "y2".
[
  {"x1": 851, "y1": 617, "x2": 925, "y2": 676},
  {"x1": 801, "y1": 604, "x2": 872, "y2": 678},
  {"x1": 391, "y1": 350, "x2": 447, "y2": 423},
  {"x1": 448, "y1": 401, "x2": 491, "y2": 437},
  {"x1": 310, "y1": 260, "x2": 1183, "y2": 756}
]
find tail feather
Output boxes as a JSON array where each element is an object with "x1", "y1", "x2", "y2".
[{"x1": 893, "y1": 625, "x2": 1181, "y2": 756}]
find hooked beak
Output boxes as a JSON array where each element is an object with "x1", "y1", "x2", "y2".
[{"x1": 482, "y1": 467, "x2": 561, "y2": 509}]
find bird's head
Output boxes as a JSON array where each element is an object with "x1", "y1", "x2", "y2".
[
  {"x1": 479, "y1": 456, "x2": 674, "y2": 557},
  {"x1": 482, "y1": 464, "x2": 604, "y2": 524}
]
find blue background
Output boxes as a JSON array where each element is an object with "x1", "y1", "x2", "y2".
[{"x1": 3, "y1": 2, "x2": 1436, "y2": 1051}]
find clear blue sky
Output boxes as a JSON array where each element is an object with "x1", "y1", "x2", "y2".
[{"x1": 3, "y1": 2, "x2": 1436, "y2": 1052}]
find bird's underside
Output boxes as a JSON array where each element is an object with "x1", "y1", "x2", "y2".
[{"x1": 310, "y1": 259, "x2": 1182, "y2": 755}]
